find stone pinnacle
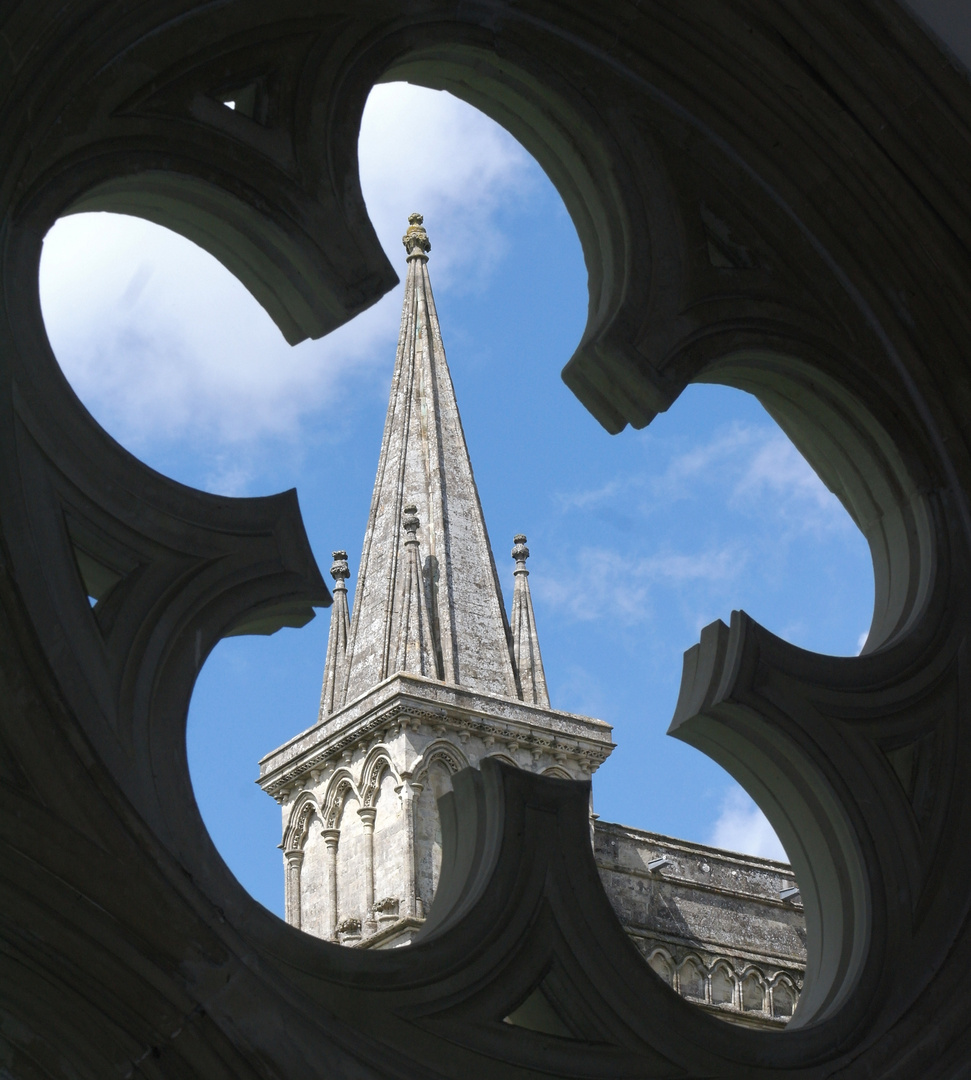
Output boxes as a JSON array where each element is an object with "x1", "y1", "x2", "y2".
[{"x1": 402, "y1": 212, "x2": 431, "y2": 260}]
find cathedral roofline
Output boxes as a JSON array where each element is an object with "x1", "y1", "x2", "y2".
[{"x1": 258, "y1": 670, "x2": 613, "y2": 799}]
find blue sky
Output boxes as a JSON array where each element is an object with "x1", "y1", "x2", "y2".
[{"x1": 39, "y1": 83, "x2": 874, "y2": 919}]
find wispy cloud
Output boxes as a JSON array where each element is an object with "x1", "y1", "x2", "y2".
[
  {"x1": 38, "y1": 84, "x2": 538, "y2": 475},
  {"x1": 732, "y1": 431, "x2": 850, "y2": 535},
  {"x1": 655, "y1": 423, "x2": 757, "y2": 495},
  {"x1": 358, "y1": 84, "x2": 537, "y2": 292},
  {"x1": 555, "y1": 421, "x2": 853, "y2": 539},
  {"x1": 553, "y1": 477, "x2": 630, "y2": 511},
  {"x1": 708, "y1": 785, "x2": 788, "y2": 861},
  {"x1": 536, "y1": 544, "x2": 746, "y2": 624}
]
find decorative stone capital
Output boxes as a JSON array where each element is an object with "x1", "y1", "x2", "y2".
[
  {"x1": 402, "y1": 212, "x2": 431, "y2": 260},
  {"x1": 357, "y1": 806, "x2": 377, "y2": 830},
  {"x1": 321, "y1": 827, "x2": 340, "y2": 852},
  {"x1": 396, "y1": 772, "x2": 423, "y2": 799}
]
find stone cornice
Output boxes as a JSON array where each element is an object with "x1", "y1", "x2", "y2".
[{"x1": 258, "y1": 672, "x2": 613, "y2": 796}]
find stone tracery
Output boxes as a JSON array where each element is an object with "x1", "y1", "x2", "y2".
[{"x1": 2, "y1": 1, "x2": 971, "y2": 1076}]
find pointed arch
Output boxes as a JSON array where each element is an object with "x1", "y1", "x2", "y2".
[
  {"x1": 322, "y1": 770, "x2": 358, "y2": 829},
  {"x1": 359, "y1": 747, "x2": 400, "y2": 808},
  {"x1": 645, "y1": 947, "x2": 674, "y2": 988},
  {"x1": 282, "y1": 791, "x2": 320, "y2": 853},
  {"x1": 677, "y1": 955, "x2": 707, "y2": 1001},
  {"x1": 541, "y1": 766, "x2": 572, "y2": 780},
  {"x1": 739, "y1": 967, "x2": 767, "y2": 1013},
  {"x1": 709, "y1": 959, "x2": 736, "y2": 1007},
  {"x1": 482, "y1": 751, "x2": 518, "y2": 771},
  {"x1": 768, "y1": 973, "x2": 798, "y2": 1018},
  {"x1": 412, "y1": 740, "x2": 470, "y2": 785}
]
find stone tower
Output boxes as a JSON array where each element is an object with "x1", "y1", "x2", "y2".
[{"x1": 258, "y1": 214, "x2": 614, "y2": 946}]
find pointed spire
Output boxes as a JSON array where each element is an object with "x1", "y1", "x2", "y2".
[
  {"x1": 510, "y1": 535, "x2": 550, "y2": 707},
  {"x1": 339, "y1": 215, "x2": 520, "y2": 706},
  {"x1": 319, "y1": 551, "x2": 351, "y2": 719},
  {"x1": 392, "y1": 506, "x2": 438, "y2": 678}
]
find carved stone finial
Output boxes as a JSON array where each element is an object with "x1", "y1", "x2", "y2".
[
  {"x1": 512, "y1": 534, "x2": 529, "y2": 569},
  {"x1": 403, "y1": 504, "x2": 420, "y2": 537},
  {"x1": 402, "y1": 213, "x2": 431, "y2": 260},
  {"x1": 330, "y1": 550, "x2": 350, "y2": 584}
]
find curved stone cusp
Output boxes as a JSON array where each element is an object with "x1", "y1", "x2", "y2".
[
  {"x1": 669, "y1": 613, "x2": 872, "y2": 1030},
  {"x1": 669, "y1": 604, "x2": 970, "y2": 1045}
]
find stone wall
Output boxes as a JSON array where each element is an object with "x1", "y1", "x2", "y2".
[{"x1": 594, "y1": 820, "x2": 806, "y2": 1027}]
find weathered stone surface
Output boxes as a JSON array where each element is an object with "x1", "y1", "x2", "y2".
[{"x1": 595, "y1": 821, "x2": 806, "y2": 1027}]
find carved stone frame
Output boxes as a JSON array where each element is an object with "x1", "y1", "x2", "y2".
[{"x1": 2, "y1": 2, "x2": 971, "y2": 1077}]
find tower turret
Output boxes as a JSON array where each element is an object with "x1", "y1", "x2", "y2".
[{"x1": 259, "y1": 217, "x2": 613, "y2": 947}]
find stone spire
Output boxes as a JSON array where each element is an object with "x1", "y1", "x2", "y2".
[
  {"x1": 318, "y1": 551, "x2": 350, "y2": 718},
  {"x1": 338, "y1": 214, "x2": 519, "y2": 706},
  {"x1": 509, "y1": 535, "x2": 550, "y2": 707}
]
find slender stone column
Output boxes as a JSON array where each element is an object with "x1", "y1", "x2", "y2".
[
  {"x1": 322, "y1": 828, "x2": 340, "y2": 941},
  {"x1": 398, "y1": 775, "x2": 423, "y2": 918},
  {"x1": 284, "y1": 850, "x2": 304, "y2": 930},
  {"x1": 358, "y1": 807, "x2": 377, "y2": 933}
]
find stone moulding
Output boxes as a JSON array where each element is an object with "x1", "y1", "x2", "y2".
[
  {"x1": 258, "y1": 672, "x2": 614, "y2": 798},
  {"x1": 3, "y1": 0, "x2": 971, "y2": 1076}
]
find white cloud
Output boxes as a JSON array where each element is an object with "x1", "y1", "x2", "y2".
[
  {"x1": 536, "y1": 544, "x2": 745, "y2": 624},
  {"x1": 553, "y1": 477, "x2": 628, "y2": 511},
  {"x1": 556, "y1": 421, "x2": 854, "y2": 541},
  {"x1": 358, "y1": 84, "x2": 537, "y2": 291},
  {"x1": 38, "y1": 83, "x2": 538, "y2": 466},
  {"x1": 733, "y1": 431, "x2": 839, "y2": 514},
  {"x1": 708, "y1": 785, "x2": 788, "y2": 861},
  {"x1": 655, "y1": 423, "x2": 757, "y2": 494}
]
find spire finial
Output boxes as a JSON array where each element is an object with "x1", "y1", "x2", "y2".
[
  {"x1": 403, "y1": 213, "x2": 431, "y2": 261},
  {"x1": 330, "y1": 550, "x2": 350, "y2": 589},
  {"x1": 402, "y1": 504, "x2": 420, "y2": 537},
  {"x1": 512, "y1": 534, "x2": 529, "y2": 571}
]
